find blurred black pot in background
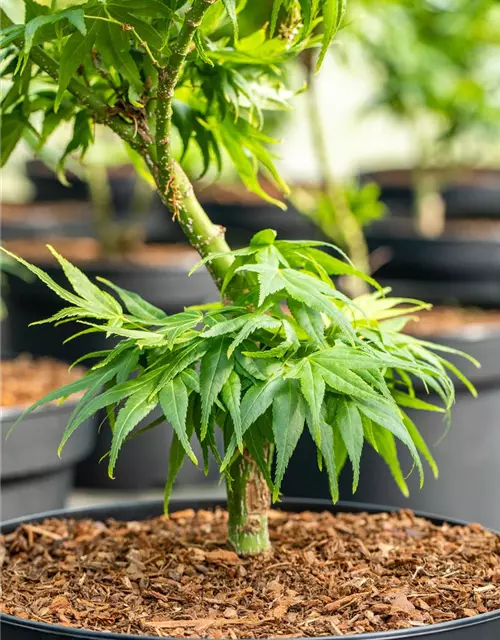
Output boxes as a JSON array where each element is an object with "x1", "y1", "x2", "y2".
[{"x1": 361, "y1": 168, "x2": 500, "y2": 307}]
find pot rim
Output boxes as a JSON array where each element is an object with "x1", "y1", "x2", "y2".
[
  {"x1": 2, "y1": 497, "x2": 500, "y2": 640},
  {"x1": 0, "y1": 397, "x2": 80, "y2": 421}
]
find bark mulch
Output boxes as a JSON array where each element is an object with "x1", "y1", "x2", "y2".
[{"x1": 2, "y1": 508, "x2": 500, "y2": 638}]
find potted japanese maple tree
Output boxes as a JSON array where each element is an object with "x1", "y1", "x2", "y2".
[{"x1": 1, "y1": 1, "x2": 500, "y2": 639}]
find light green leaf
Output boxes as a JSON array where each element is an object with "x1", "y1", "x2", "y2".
[
  {"x1": 272, "y1": 379, "x2": 306, "y2": 499},
  {"x1": 402, "y1": 411, "x2": 439, "y2": 479},
  {"x1": 227, "y1": 314, "x2": 281, "y2": 357},
  {"x1": 1, "y1": 110, "x2": 25, "y2": 167},
  {"x1": 288, "y1": 299, "x2": 325, "y2": 346},
  {"x1": 163, "y1": 432, "x2": 186, "y2": 514},
  {"x1": 241, "y1": 377, "x2": 286, "y2": 433},
  {"x1": 98, "y1": 277, "x2": 166, "y2": 323},
  {"x1": 56, "y1": 23, "x2": 98, "y2": 110},
  {"x1": 317, "y1": 0, "x2": 346, "y2": 70},
  {"x1": 299, "y1": 360, "x2": 325, "y2": 442},
  {"x1": 222, "y1": 0, "x2": 238, "y2": 41},
  {"x1": 221, "y1": 370, "x2": 242, "y2": 450},
  {"x1": 46, "y1": 246, "x2": 121, "y2": 316},
  {"x1": 356, "y1": 398, "x2": 423, "y2": 487},
  {"x1": 24, "y1": 9, "x2": 86, "y2": 54},
  {"x1": 159, "y1": 377, "x2": 198, "y2": 464},
  {"x1": 365, "y1": 422, "x2": 409, "y2": 497},
  {"x1": 200, "y1": 338, "x2": 233, "y2": 435},
  {"x1": 392, "y1": 390, "x2": 445, "y2": 413},
  {"x1": 108, "y1": 386, "x2": 157, "y2": 477},
  {"x1": 335, "y1": 398, "x2": 363, "y2": 491}
]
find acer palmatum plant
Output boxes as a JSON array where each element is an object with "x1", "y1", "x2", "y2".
[{"x1": 1, "y1": 0, "x2": 477, "y2": 555}]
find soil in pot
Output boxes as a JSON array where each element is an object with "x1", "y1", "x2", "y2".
[
  {"x1": 2, "y1": 506, "x2": 500, "y2": 638},
  {"x1": 1, "y1": 355, "x2": 95, "y2": 519},
  {"x1": 403, "y1": 306, "x2": 500, "y2": 338},
  {"x1": 1, "y1": 354, "x2": 85, "y2": 408}
]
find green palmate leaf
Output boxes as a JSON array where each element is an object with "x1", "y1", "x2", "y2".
[
  {"x1": 365, "y1": 420, "x2": 409, "y2": 497},
  {"x1": 98, "y1": 278, "x2": 166, "y2": 323},
  {"x1": 272, "y1": 379, "x2": 306, "y2": 499},
  {"x1": 1, "y1": 109, "x2": 25, "y2": 167},
  {"x1": 313, "y1": 360, "x2": 381, "y2": 402},
  {"x1": 356, "y1": 397, "x2": 424, "y2": 486},
  {"x1": 60, "y1": 372, "x2": 161, "y2": 449},
  {"x1": 56, "y1": 22, "x2": 99, "y2": 110},
  {"x1": 221, "y1": 370, "x2": 242, "y2": 450},
  {"x1": 47, "y1": 246, "x2": 121, "y2": 316},
  {"x1": 317, "y1": 0, "x2": 346, "y2": 70},
  {"x1": 244, "y1": 421, "x2": 275, "y2": 493},
  {"x1": 164, "y1": 432, "x2": 187, "y2": 514},
  {"x1": 107, "y1": 0, "x2": 173, "y2": 18},
  {"x1": 335, "y1": 398, "x2": 363, "y2": 491},
  {"x1": 392, "y1": 390, "x2": 445, "y2": 413},
  {"x1": 116, "y1": 348, "x2": 140, "y2": 384},
  {"x1": 304, "y1": 248, "x2": 381, "y2": 291},
  {"x1": 227, "y1": 314, "x2": 281, "y2": 357},
  {"x1": 24, "y1": 9, "x2": 86, "y2": 54},
  {"x1": 203, "y1": 313, "x2": 251, "y2": 338},
  {"x1": 221, "y1": 0, "x2": 238, "y2": 41},
  {"x1": 159, "y1": 377, "x2": 198, "y2": 464},
  {"x1": 306, "y1": 414, "x2": 339, "y2": 502},
  {"x1": 299, "y1": 360, "x2": 325, "y2": 442},
  {"x1": 280, "y1": 269, "x2": 355, "y2": 340},
  {"x1": 200, "y1": 338, "x2": 233, "y2": 435},
  {"x1": 241, "y1": 377, "x2": 286, "y2": 433},
  {"x1": 287, "y1": 299, "x2": 325, "y2": 346},
  {"x1": 181, "y1": 368, "x2": 200, "y2": 393},
  {"x1": 402, "y1": 411, "x2": 439, "y2": 479},
  {"x1": 0, "y1": 247, "x2": 83, "y2": 307},
  {"x1": 96, "y1": 21, "x2": 143, "y2": 104},
  {"x1": 108, "y1": 385, "x2": 157, "y2": 476}
]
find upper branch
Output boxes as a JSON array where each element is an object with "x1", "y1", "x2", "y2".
[
  {"x1": 155, "y1": 0, "x2": 215, "y2": 190},
  {"x1": 0, "y1": 9, "x2": 154, "y2": 170}
]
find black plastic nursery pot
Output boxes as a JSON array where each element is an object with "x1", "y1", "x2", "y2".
[
  {"x1": 1, "y1": 400, "x2": 96, "y2": 520},
  {"x1": 283, "y1": 331, "x2": 500, "y2": 531},
  {"x1": 360, "y1": 168, "x2": 500, "y2": 221},
  {"x1": 198, "y1": 185, "x2": 321, "y2": 248},
  {"x1": 1, "y1": 498, "x2": 500, "y2": 639},
  {"x1": 1, "y1": 201, "x2": 95, "y2": 241},
  {"x1": 361, "y1": 168, "x2": 500, "y2": 307},
  {"x1": 365, "y1": 233, "x2": 500, "y2": 307},
  {"x1": 23, "y1": 161, "x2": 185, "y2": 244}
]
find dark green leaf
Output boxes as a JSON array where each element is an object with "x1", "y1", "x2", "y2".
[{"x1": 272, "y1": 379, "x2": 306, "y2": 499}]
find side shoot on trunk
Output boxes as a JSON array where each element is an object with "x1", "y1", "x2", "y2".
[{"x1": 1, "y1": 0, "x2": 478, "y2": 554}]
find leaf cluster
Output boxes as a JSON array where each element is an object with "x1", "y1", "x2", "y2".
[
  {"x1": 2, "y1": 230, "x2": 478, "y2": 508},
  {"x1": 1, "y1": 0, "x2": 346, "y2": 206},
  {"x1": 347, "y1": 0, "x2": 500, "y2": 152}
]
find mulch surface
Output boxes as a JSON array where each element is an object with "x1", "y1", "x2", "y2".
[
  {"x1": 2, "y1": 508, "x2": 500, "y2": 638},
  {"x1": 1, "y1": 355, "x2": 85, "y2": 409}
]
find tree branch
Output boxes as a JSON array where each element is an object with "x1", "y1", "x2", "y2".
[
  {"x1": 1, "y1": 9, "x2": 154, "y2": 169},
  {"x1": 155, "y1": 0, "x2": 215, "y2": 187}
]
